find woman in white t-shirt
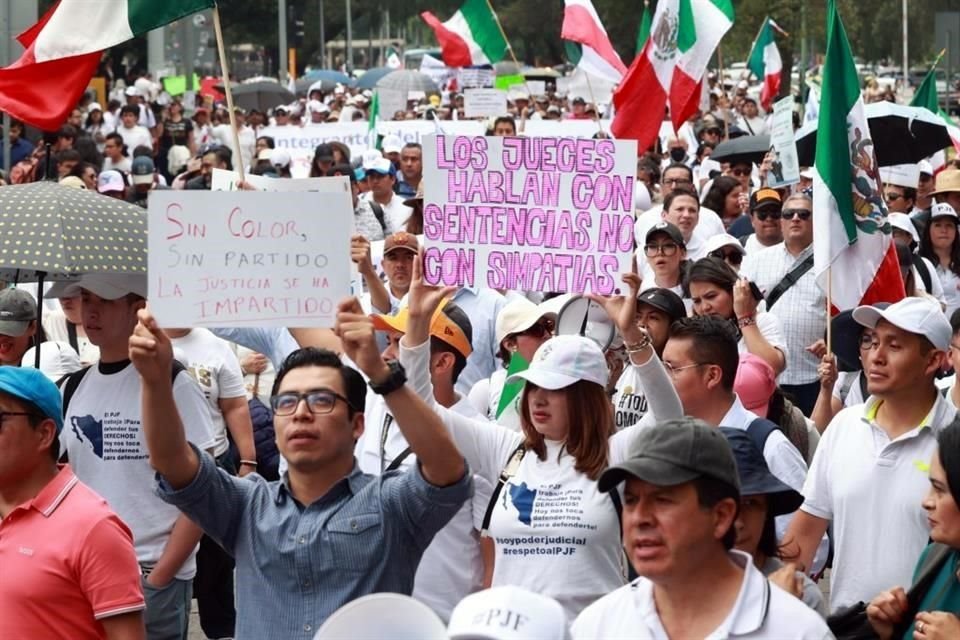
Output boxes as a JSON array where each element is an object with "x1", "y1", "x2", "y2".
[
  {"x1": 468, "y1": 297, "x2": 557, "y2": 430},
  {"x1": 685, "y1": 256, "x2": 787, "y2": 375},
  {"x1": 400, "y1": 266, "x2": 682, "y2": 620},
  {"x1": 919, "y1": 202, "x2": 960, "y2": 320}
]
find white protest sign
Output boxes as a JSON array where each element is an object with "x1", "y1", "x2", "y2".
[
  {"x1": 459, "y1": 67, "x2": 496, "y2": 88},
  {"x1": 768, "y1": 96, "x2": 801, "y2": 188},
  {"x1": 526, "y1": 80, "x2": 546, "y2": 96},
  {"x1": 522, "y1": 119, "x2": 608, "y2": 139},
  {"x1": 377, "y1": 88, "x2": 406, "y2": 121},
  {"x1": 422, "y1": 134, "x2": 637, "y2": 294},
  {"x1": 148, "y1": 188, "x2": 353, "y2": 328},
  {"x1": 464, "y1": 89, "x2": 508, "y2": 118},
  {"x1": 210, "y1": 169, "x2": 346, "y2": 192}
]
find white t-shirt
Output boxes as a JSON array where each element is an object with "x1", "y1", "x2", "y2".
[
  {"x1": 363, "y1": 191, "x2": 413, "y2": 234},
  {"x1": 800, "y1": 394, "x2": 956, "y2": 611},
  {"x1": 102, "y1": 156, "x2": 132, "y2": 174},
  {"x1": 170, "y1": 329, "x2": 246, "y2": 457},
  {"x1": 611, "y1": 364, "x2": 651, "y2": 430},
  {"x1": 739, "y1": 312, "x2": 789, "y2": 362},
  {"x1": 60, "y1": 363, "x2": 215, "y2": 579},
  {"x1": 117, "y1": 125, "x2": 153, "y2": 154},
  {"x1": 571, "y1": 550, "x2": 832, "y2": 639},
  {"x1": 935, "y1": 264, "x2": 960, "y2": 321},
  {"x1": 354, "y1": 391, "x2": 493, "y2": 623},
  {"x1": 400, "y1": 338, "x2": 685, "y2": 620}
]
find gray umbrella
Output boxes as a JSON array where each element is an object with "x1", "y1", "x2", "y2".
[
  {"x1": 353, "y1": 67, "x2": 395, "y2": 90},
  {"x1": 214, "y1": 81, "x2": 296, "y2": 112},
  {"x1": 0, "y1": 181, "x2": 146, "y2": 282},
  {"x1": 376, "y1": 70, "x2": 440, "y2": 95}
]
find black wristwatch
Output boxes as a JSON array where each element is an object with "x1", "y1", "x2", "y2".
[{"x1": 369, "y1": 360, "x2": 408, "y2": 396}]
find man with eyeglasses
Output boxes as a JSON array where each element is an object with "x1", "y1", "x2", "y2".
[
  {"x1": 132, "y1": 300, "x2": 471, "y2": 638},
  {"x1": 634, "y1": 163, "x2": 725, "y2": 262},
  {"x1": 741, "y1": 192, "x2": 825, "y2": 415},
  {"x1": 786, "y1": 297, "x2": 955, "y2": 612},
  {"x1": 739, "y1": 188, "x2": 784, "y2": 254}
]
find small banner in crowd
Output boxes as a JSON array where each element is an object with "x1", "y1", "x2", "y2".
[
  {"x1": 464, "y1": 89, "x2": 508, "y2": 118},
  {"x1": 421, "y1": 134, "x2": 637, "y2": 294},
  {"x1": 767, "y1": 96, "x2": 801, "y2": 188},
  {"x1": 147, "y1": 187, "x2": 353, "y2": 328}
]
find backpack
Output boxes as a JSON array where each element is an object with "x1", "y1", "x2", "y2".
[
  {"x1": 745, "y1": 417, "x2": 781, "y2": 454},
  {"x1": 247, "y1": 395, "x2": 280, "y2": 481},
  {"x1": 58, "y1": 360, "x2": 187, "y2": 417}
]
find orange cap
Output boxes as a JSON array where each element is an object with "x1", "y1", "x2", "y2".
[{"x1": 371, "y1": 300, "x2": 472, "y2": 358}]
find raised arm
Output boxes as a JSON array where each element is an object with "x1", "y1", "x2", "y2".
[
  {"x1": 129, "y1": 310, "x2": 199, "y2": 489},
  {"x1": 352, "y1": 234, "x2": 392, "y2": 313},
  {"x1": 335, "y1": 297, "x2": 465, "y2": 487}
]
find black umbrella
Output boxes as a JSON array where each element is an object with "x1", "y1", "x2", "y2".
[
  {"x1": 795, "y1": 103, "x2": 953, "y2": 167},
  {"x1": 709, "y1": 134, "x2": 771, "y2": 166},
  {"x1": 214, "y1": 81, "x2": 296, "y2": 112}
]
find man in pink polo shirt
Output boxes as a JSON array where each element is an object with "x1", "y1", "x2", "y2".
[{"x1": 0, "y1": 367, "x2": 145, "y2": 639}]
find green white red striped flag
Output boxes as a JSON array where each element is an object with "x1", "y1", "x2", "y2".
[
  {"x1": 747, "y1": 18, "x2": 784, "y2": 111},
  {"x1": 812, "y1": 0, "x2": 904, "y2": 310},
  {"x1": 421, "y1": 0, "x2": 508, "y2": 67},
  {"x1": 910, "y1": 54, "x2": 960, "y2": 153}
]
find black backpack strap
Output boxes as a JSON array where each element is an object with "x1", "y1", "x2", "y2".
[
  {"x1": 385, "y1": 446, "x2": 413, "y2": 473},
  {"x1": 66, "y1": 321, "x2": 79, "y2": 353},
  {"x1": 746, "y1": 418, "x2": 781, "y2": 454},
  {"x1": 370, "y1": 201, "x2": 387, "y2": 233},
  {"x1": 764, "y1": 253, "x2": 815, "y2": 310},
  {"x1": 57, "y1": 365, "x2": 93, "y2": 417},
  {"x1": 911, "y1": 254, "x2": 934, "y2": 294},
  {"x1": 608, "y1": 487, "x2": 622, "y2": 528},
  {"x1": 858, "y1": 370, "x2": 869, "y2": 402},
  {"x1": 481, "y1": 443, "x2": 527, "y2": 535}
]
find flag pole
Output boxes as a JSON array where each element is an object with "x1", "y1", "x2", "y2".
[
  {"x1": 716, "y1": 43, "x2": 730, "y2": 140},
  {"x1": 483, "y1": 0, "x2": 535, "y2": 106},
  {"x1": 825, "y1": 267, "x2": 833, "y2": 355},
  {"x1": 582, "y1": 72, "x2": 604, "y2": 134},
  {"x1": 212, "y1": 3, "x2": 246, "y2": 182}
]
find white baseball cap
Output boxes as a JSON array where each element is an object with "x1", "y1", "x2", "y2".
[
  {"x1": 495, "y1": 298, "x2": 556, "y2": 345},
  {"x1": 97, "y1": 170, "x2": 125, "y2": 194},
  {"x1": 314, "y1": 593, "x2": 446, "y2": 640},
  {"x1": 506, "y1": 334, "x2": 608, "y2": 390},
  {"x1": 447, "y1": 586, "x2": 569, "y2": 640},
  {"x1": 704, "y1": 233, "x2": 746, "y2": 256},
  {"x1": 364, "y1": 156, "x2": 394, "y2": 176},
  {"x1": 852, "y1": 296, "x2": 951, "y2": 351},
  {"x1": 87, "y1": 102, "x2": 103, "y2": 112},
  {"x1": 931, "y1": 202, "x2": 958, "y2": 220},
  {"x1": 382, "y1": 134, "x2": 404, "y2": 155},
  {"x1": 270, "y1": 148, "x2": 291, "y2": 168},
  {"x1": 308, "y1": 99, "x2": 329, "y2": 114},
  {"x1": 887, "y1": 212, "x2": 920, "y2": 244},
  {"x1": 919, "y1": 160, "x2": 934, "y2": 176}
]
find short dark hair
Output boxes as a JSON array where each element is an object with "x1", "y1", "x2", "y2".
[
  {"x1": 668, "y1": 315, "x2": 740, "y2": 391},
  {"x1": 57, "y1": 124, "x2": 77, "y2": 140},
  {"x1": 493, "y1": 116, "x2": 516, "y2": 134},
  {"x1": 401, "y1": 142, "x2": 422, "y2": 153},
  {"x1": 271, "y1": 348, "x2": 366, "y2": 417},
  {"x1": 119, "y1": 105, "x2": 140, "y2": 118},
  {"x1": 663, "y1": 185, "x2": 700, "y2": 212},
  {"x1": 684, "y1": 256, "x2": 737, "y2": 296},
  {"x1": 104, "y1": 132, "x2": 127, "y2": 155},
  {"x1": 204, "y1": 146, "x2": 233, "y2": 171},
  {"x1": 429, "y1": 301, "x2": 472, "y2": 383},
  {"x1": 693, "y1": 476, "x2": 739, "y2": 550},
  {"x1": 662, "y1": 162, "x2": 694, "y2": 182},
  {"x1": 132, "y1": 145, "x2": 153, "y2": 158},
  {"x1": 56, "y1": 149, "x2": 82, "y2": 165},
  {"x1": 257, "y1": 136, "x2": 276, "y2": 150}
]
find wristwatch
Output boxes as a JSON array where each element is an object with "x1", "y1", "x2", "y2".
[{"x1": 369, "y1": 360, "x2": 408, "y2": 396}]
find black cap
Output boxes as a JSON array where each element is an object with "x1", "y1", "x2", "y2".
[
  {"x1": 636, "y1": 288, "x2": 687, "y2": 325},
  {"x1": 314, "y1": 143, "x2": 335, "y2": 161},
  {"x1": 749, "y1": 188, "x2": 781, "y2": 211},
  {"x1": 645, "y1": 221, "x2": 685, "y2": 248},
  {"x1": 720, "y1": 428, "x2": 803, "y2": 517},
  {"x1": 572, "y1": 96, "x2": 586, "y2": 105},
  {"x1": 599, "y1": 417, "x2": 740, "y2": 492}
]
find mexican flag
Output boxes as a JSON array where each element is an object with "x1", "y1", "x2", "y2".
[
  {"x1": 910, "y1": 57, "x2": 960, "y2": 153},
  {"x1": 561, "y1": 0, "x2": 627, "y2": 84},
  {"x1": 421, "y1": 0, "x2": 508, "y2": 68},
  {"x1": 612, "y1": 0, "x2": 733, "y2": 150},
  {"x1": 385, "y1": 47, "x2": 402, "y2": 69},
  {"x1": 813, "y1": 0, "x2": 904, "y2": 310},
  {"x1": 747, "y1": 18, "x2": 784, "y2": 112},
  {"x1": 669, "y1": 0, "x2": 735, "y2": 130},
  {"x1": 0, "y1": 0, "x2": 215, "y2": 131}
]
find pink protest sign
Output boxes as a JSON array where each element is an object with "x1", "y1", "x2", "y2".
[{"x1": 421, "y1": 134, "x2": 637, "y2": 295}]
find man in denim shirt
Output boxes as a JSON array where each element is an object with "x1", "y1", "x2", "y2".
[{"x1": 130, "y1": 299, "x2": 471, "y2": 639}]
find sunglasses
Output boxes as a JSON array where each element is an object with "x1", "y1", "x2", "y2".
[
  {"x1": 518, "y1": 319, "x2": 555, "y2": 339},
  {"x1": 709, "y1": 249, "x2": 743, "y2": 265},
  {"x1": 781, "y1": 209, "x2": 812, "y2": 221},
  {"x1": 885, "y1": 192, "x2": 905, "y2": 201},
  {"x1": 753, "y1": 209, "x2": 781, "y2": 221},
  {"x1": 731, "y1": 168, "x2": 751, "y2": 177}
]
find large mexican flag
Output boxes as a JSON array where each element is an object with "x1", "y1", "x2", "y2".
[
  {"x1": 910, "y1": 59, "x2": 960, "y2": 153},
  {"x1": 746, "y1": 18, "x2": 783, "y2": 112},
  {"x1": 421, "y1": 0, "x2": 508, "y2": 68},
  {"x1": 813, "y1": 0, "x2": 904, "y2": 310},
  {"x1": 0, "y1": 0, "x2": 215, "y2": 130}
]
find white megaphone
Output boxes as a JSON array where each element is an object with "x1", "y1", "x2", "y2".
[{"x1": 555, "y1": 295, "x2": 617, "y2": 351}]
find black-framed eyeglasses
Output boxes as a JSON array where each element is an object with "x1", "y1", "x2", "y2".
[
  {"x1": 859, "y1": 334, "x2": 879, "y2": 351},
  {"x1": 709, "y1": 249, "x2": 743, "y2": 265},
  {"x1": 663, "y1": 178, "x2": 693, "y2": 186},
  {"x1": 0, "y1": 411, "x2": 39, "y2": 432},
  {"x1": 271, "y1": 390, "x2": 356, "y2": 416},
  {"x1": 644, "y1": 242, "x2": 680, "y2": 257},
  {"x1": 781, "y1": 209, "x2": 812, "y2": 221}
]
